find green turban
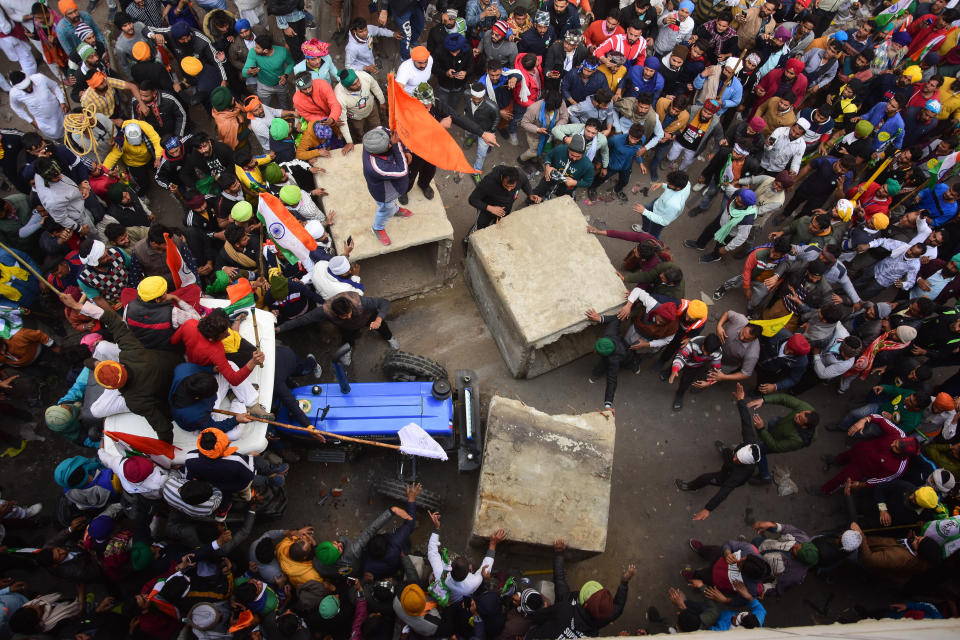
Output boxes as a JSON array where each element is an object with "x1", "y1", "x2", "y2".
[
  {"x1": 270, "y1": 117, "x2": 291, "y2": 141},
  {"x1": 262, "y1": 162, "x2": 283, "y2": 183},
  {"x1": 885, "y1": 178, "x2": 901, "y2": 195},
  {"x1": 106, "y1": 182, "x2": 127, "y2": 204},
  {"x1": 951, "y1": 252, "x2": 960, "y2": 268},
  {"x1": 131, "y1": 541, "x2": 154, "y2": 570},
  {"x1": 796, "y1": 542, "x2": 820, "y2": 566},
  {"x1": 279, "y1": 184, "x2": 301, "y2": 205},
  {"x1": 319, "y1": 594, "x2": 340, "y2": 619},
  {"x1": 578, "y1": 580, "x2": 603, "y2": 605},
  {"x1": 340, "y1": 68, "x2": 358, "y2": 87},
  {"x1": 595, "y1": 337, "x2": 615, "y2": 356},
  {"x1": 231, "y1": 200, "x2": 253, "y2": 222},
  {"x1": 205, "y1": 269, "x2": 230, "y2": 293},
  {"x1": 314, "y1": 540, "x2": 342, "y2": 565},
  {"x1": 854, "y1": 119, "x2": 874, "y2": 138},
  {"x1": 210, "y1": 86, "x2": 233, "y2": 111},
  {"x1": 76, "y1": 43, "x2": 95, "y2": 61},
  {"x1": 270, "y1": 273, "x2": 289, "y2": 300},
  {"x1": 45, "y1": 404, "x2": 80, "y2": 440}
]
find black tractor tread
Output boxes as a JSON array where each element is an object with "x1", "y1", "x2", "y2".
[
  {"x1": 374, "y1": 478, "x2": 442, "y2": 510},
  {"x1": 381, "y1": 351, "x2": 448, "y2": 382}
]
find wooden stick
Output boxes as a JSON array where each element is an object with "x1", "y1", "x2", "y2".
[
  {"x1": 0, "y1": 239, "x2": 59, "y2": 292},
  {"x1": 212, "y1": 408, "x2": 403, "y2": 451},
  {"x1": 851, "y1": 157, "x2": 893, "y2": 203},
  {"x1": 890, "y1": 181, "x2": 928, "y2": 211},
  {"x1": 860, "y1": 522, "x2": 922, "y2": 534}
]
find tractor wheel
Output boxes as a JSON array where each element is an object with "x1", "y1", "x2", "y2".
[
  {"x1": 382, "y1": 352, "x2": 448, "y2": 382},
  {"x1": 374, "y1": 478, "x2": 442, "y2": 511}
]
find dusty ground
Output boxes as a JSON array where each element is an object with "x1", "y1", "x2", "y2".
[{"x1": 0, "y1": 6, "x2": 935, "y2": 634}]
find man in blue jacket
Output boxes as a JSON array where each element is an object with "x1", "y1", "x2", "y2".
[
  {"x1": 862, "y1": 94, "x2": 906, "y2": 152},
  {"x1": 361, "y1": 127, "x2": 412, "y2": 246},
  {"x1": 588, "y1": 123, "x2": 645, "y2": 201}
]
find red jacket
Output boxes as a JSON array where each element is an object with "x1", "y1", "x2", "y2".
[
  {"x1": 292, "y1": 78, "x2": 342, "y2": 123},
  {"x1": 512, "y1": 53, "x2": 542, "y2": 108},
  {"x1": 840, "y1": 416, "x2": 909, "y2": 486},
  {"x1": 171, "y1": 319, "x2": 251, "y2": 387},
  {"x1": 756, "y1": 69, "x2": 808, "y2": 110}
]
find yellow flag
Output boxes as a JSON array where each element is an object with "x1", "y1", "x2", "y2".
[{"x1": 749, "y1": 313, "x2": 794, "y2": 338}]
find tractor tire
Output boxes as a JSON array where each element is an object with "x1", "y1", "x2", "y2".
[
  {"x1": 374, "y1": 478, "x2": 442, "y2": 511},
  {"x1": 382, "y1": 352, "x2": 448, "y2": 382}
]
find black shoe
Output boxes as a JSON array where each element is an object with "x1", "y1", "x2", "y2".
[
  {"x1": 715, "y1": 440, "x2": 726, "y2": 454},
  {"x1": 699, "y1": 253, "x2": 722, "y2": 263},
  {"x1": 647, "y1": 606, "x2": 663, "y2": 623},
  {"x1": 587, "y1": 188, "x2": 598, "y2": 200},
  {"x1": 616, "y1": 190, "x2": 627, "y2": 202},
  {"x1": 748, "y1": 475, "x2": 773, "y2": 486},
  {"x1": 675, "y1": 479, "x2": 692, "y2": 491},
  {"x1": 421, "y1": 185, "x2": 435, "y2": 199},
  {"x1": 689, "y1": 207, "x2": 705, "y2": 218},
  {"x1": 672, "y1": 395, "x2": 683, "y2": 411},
  {"x1": 399, "y1": 193, "x2": 409, "y2": 205},
  {"x1": 713, "y1": 287, "x2": 727, "y2": 300},
  {"x1": 659, "y1": 369, "x2": 670, "y2": 382},
  {"x1": 683, "y1": 240, "x2": 704, "y2": 251}
]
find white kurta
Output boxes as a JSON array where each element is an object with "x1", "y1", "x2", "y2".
[{"x1": 9, "y1": 73, "x2": 66, "y2": 139}]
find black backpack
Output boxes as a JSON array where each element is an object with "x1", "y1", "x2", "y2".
[{"x1": 266, "y1": 0, "x2": 303, "y2": 16}]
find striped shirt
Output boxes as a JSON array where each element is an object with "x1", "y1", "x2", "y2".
[
  {"x1": 81, "y1": 77, "x2": 128, "y2": 118},
  {"x1": 161, "y1": 470, "x2": 222, "y2": 518}
]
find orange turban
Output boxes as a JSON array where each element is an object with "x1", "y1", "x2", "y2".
[
  {"x1": 132, "y1": 41, "x2": 151, "y2": 61},
  {"x1": 197, "y1": 428, "x2": 238, "y2": 459},
  {"x1": 94, "y1": 360, "x2": 128, "y2": 389},
  {"x1": 58, "y1": 0, "x2": 78, "y2": 13},
  {"x1": 242, "y1": 95, "x2": 262, "y2": 118},
  {"x1": 410, "y1": 46, "x2": 429, "y2": 61},
  {"x1": 934, "y1": 392, "x2": 955, "y2": 411},
  {"x1": 86, "y1": 70, "x2": 106, "y2": 89}
]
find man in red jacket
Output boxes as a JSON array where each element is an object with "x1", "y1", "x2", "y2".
[
  {"x1": 812, "y1": 415, "x2": 917, "y2": 495},
  {"x1": 171, "y1": 309, "x2": 273, "y2": 419},
  {"x1": 750, "y1": 58, "x2": 807, "y2": 119}
]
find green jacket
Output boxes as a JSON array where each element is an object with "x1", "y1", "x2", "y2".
[
  {"x1": 757, "y1": 392, "x2": 816, "y2": 453},
  {"x1": 785, "y1": 216, "x2": 836, "y2": 248},
  {"x1": 624, "y1": 261, "x2": 685, "y2": 300},
  {"x1": 243, "y1": 46, "x2": 296, "y2": 87},
  {"x1": 544, "y1": 144, "x2": 595, "y2": 188},
  {"x1": 879, "y1": 385, "x2": 923, "y2": 434}
]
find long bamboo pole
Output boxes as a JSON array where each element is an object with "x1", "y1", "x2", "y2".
[
  {"x1": 212, "y1": 408, "x2": 403, "y2": 452},
  {"x1": 0, "y1": 239, "x2": 59, "y2": 292}
]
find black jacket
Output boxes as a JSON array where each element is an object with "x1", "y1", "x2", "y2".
[
  {"x1": 526, "y1": 552, "x2": 628, "y2": 639},
  {"x1": 182, "y1": 141, "x2": 235, "y2": 193},
  {"x1": 468, "y1": 164, "x2": 532, "y2": 229},
  {"x1": 547, "y1": 4, "x2": 580, "y2": 40},
  {"x1": 463, "y1": 98, "x2": 500, "y2": 132},
  {"x1": 544, "y1": 41, "x2": 588, "y2": 75},
  {"x1": 433, "y1": 48, "x2": 474, "y2": 91},
  {"x1": 131, "y1": 92, "x2": 188, "y2": 138},
  {"x1": 757, "y1": 329, "x2": 809, "y2": 391},
  {"x1": 518, "y1": 27, "x2": 553, "y2": 55},
  {"x1": 703, "y1": 399, "x2": 760, "y2": 512}
]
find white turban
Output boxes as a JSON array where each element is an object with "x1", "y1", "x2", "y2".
[{"x1": 329, "y1": 255, "x2": 350, "y2": 275}]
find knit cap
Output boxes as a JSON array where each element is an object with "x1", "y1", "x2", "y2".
[
  {"x1": 583, "y1": 589, "x2": 613, "y2": 620},
  {"x1": 840, "y1": 529, "x2": 862, "y2": 552}
]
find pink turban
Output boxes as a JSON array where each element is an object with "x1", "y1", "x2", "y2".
[{"x1": 301, "y1": 39, "x2": 329, "y2": 58}]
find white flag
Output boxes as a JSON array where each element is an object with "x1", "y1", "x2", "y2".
[{"x1": 398, "y1": 423, "x2": 449, "y2": 460}]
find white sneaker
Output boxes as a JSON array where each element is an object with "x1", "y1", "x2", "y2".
[
  {"x1": 387, "y1": 337, "x2": 400, "y2": 350},
  {"x1": 22, "y1": 503, "x2": 41, "y2": 518},
  {"x1": 306, "y1": 353, "x2": 323, "y2": 378},
  {"x1": 631, "y1": 223, "x2": 643, "y2": 232},
  {"x1": 508, "y1": 132, "x2": 519, "y2": 145},
  {"x1": 692, "y1": 183, "x2": 705, "y2": 192}
]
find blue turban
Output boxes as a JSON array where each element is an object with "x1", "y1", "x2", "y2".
[
  {"x1": 171, "y1": 21, "x2": 191, "y2": 38},
  {"x1": 445, "y1": 33, "x2": 467, "y2": 51},
  {"x1": 234, "y1": 18, "x2": 251, "y2": 31},
  {"x1": 54, "y1": 456, "x2": 101, "y2": 489},
  {"x1": 678, "y1": 0, "x2": 694, "y2": 11},
  {"x1": 644, "y1": 57, "x2": 660, "y2": 71}
]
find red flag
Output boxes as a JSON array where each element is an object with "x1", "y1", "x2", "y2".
[
  {"x1": 387, "y1": 73, "x2": 479, "y2": 174},
  {"x1": 165, "y1": 233, "x2": 196, "y2": 289},
  {"x1": 104, "y1": 431, "x2": 177, "y2": 459}
]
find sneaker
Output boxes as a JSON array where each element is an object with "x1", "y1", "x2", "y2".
[
  {"x1": 631, "y1": 223, "x2": 643, "y2": 232},
  {"x1": 689, "y1": 538, "x2": 703, "y2": 553},
  {"x1": 658, "y1": 369, "x2": 670, "y2": 382},
  {"x1": 672, "y1": 395, "x2": 683, "y2": 411},
  {"x1": 387, "y1": 337, "x2": 399, "y2": 350},
  {"x1": 421, "y1": 185, "x2": 435, "y2": 199},
  {"x1": 22, "y1": 503, "x2": 42, "y2": 518},
  {"x1": 615, "y1": 190, "x2": 627, "y2": 202},
  {"x1": 306, "y1": 353, "x2": 323, "y2": 378},
  {"x1": 682, "y1": 240, "x2": 703, "y2": 251},
  {"x1": 587, "y1": 188, "x2": 598, "y2": 200},
  {"x1": 691, "y1": 182, "x2": 705, "y2": 192},
  {"x1": 699, "y1": 253, "x2": 722, "y2": 263},
  {"x1": 398, "y1": 193, "x2": 409, "y2": 205},
  {"x1": 373, "y1": 227, "x2": 391, "y2": 245},
  {"x1": 713, "y1": 287, "x2": 726, "y2": 301},
  {"x1": 396, "y1": 207, "x2": 414, "y2": 218},
  {"x1": 508, "y1": 132, "x2": 519, "y2": 145},
  {"x1": 587, "y1": 376, "x2": 598, "y2": 384},
  {"x1": 472, "y1": 173, "x2": 482, "y2": 184},
  {"x1": 247, "y1": 404, "x2": 276, "y2": 421},
  {"x1": 675, "y1": 479, "x2": 692, "y2": 491},
  {"x1": 748, "y1": 475, "x2": 773, "y2": 486},
  {"x1": 689, "y1": 207, "x2": 705, "y2": 218}
]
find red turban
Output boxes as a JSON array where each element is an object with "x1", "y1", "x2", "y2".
[
  {"x1": 122, "y1": 456, "x2": 153, "y2": 482},
  {"x1": 785, "y1": 58, "x2": 805, "y2": 75},
  {"x1": 786, "y1": 334, "x2": 810, "y2": 355}
]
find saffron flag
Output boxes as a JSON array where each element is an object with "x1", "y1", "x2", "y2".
[
  {"x1": 387, "y1": 73, "x2": 479, "y2": 174},
  {"x1": 104, "y1": 430, "x2": 177, "y2": 460},
  {"x1": 257, "y1": 193, "x2": 316, "y2": 267},
  {"x1": 749, "y1": 313, "x2": 793, "y2": 338},
  {"x1": 165, "y1": 233, "x2": 197, "y2": 289}
]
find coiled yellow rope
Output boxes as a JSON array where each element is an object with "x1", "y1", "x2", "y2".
[{"x1": 62, "y1": 107, "x2": 103, "y2": 163}]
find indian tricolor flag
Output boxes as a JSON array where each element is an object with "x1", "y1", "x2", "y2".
[
  {"x1": 257, "y1": 193, "x2": 316, "y2": 267},
  {"x1": 165, "y1": 233, "x2": 197, "y2": 288},
  {"x1": 938, "y1": 150, "x2": 960, "y2": 180}
]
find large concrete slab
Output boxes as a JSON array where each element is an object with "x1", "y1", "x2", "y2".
[
  {"x1": 471, "y1": 396, "x2": 616, "y2": 554},
  {"x1": 311, "y1": 151, "x2": 454, "y2": 300},
  {"x1": 464, "y1": 196, "x2": 626, "y2": 378}
]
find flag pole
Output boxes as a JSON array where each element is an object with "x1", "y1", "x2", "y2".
[
  {"x1": 851, "y1": 157, "x2": 893, "y2": 203},
  {"x1": 212, "y1": 408, "x2": 402, "y2": 451},
  {"x1": 0, "y1": 239, "x2": 59, "y2": 292},
  {"x1": 250, "y1": 224, "x2": 263, "y2": 352}
]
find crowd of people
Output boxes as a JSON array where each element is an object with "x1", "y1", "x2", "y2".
[{"x1": 0, "y1": 0, "x2": 959, "y2": 635}]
